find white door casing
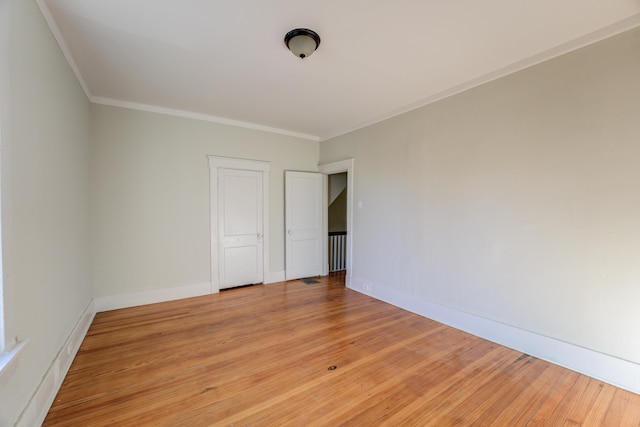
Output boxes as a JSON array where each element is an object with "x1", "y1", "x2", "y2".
[
  {"x1": 208, "y1": 156, "x2": 270, "y2": 293},
  {"x1": 285, "y1": 171, "x2": 323, "y2": 280},
  {"x1": 218, "y1": 168, "x2": 263, "y2": 289}
]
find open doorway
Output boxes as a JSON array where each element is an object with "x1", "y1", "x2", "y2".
[
  {"x1": 328, "y1": 172, "x2": 347, "y2": 273},
  {"x1": 319, "y1": 159, "x2": 354, "y2": 287}
]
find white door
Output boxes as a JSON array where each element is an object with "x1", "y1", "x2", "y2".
[
  {"x1": 285, "y1": 171, "x2": 323, "y2": 280},
  {"x1": 218, "y1": 168, "x2": 263, "y2": 289}
]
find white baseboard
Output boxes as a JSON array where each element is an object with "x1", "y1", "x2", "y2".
[
  {"x1": 350, "y1": 276, "x2": 640, "y2": 395},
  {"x1": 264, "y1": 270, "x2": 285, "y2": 284},
  {"x1": 94, "y1": 282, "x2": 212, "y2": 312},
  {"x1": 16, "y1": 300, "x2": 96, "y2": 427},
  {"x1": 16, "y1": 282, "x2": 212, "y2": 425},
  {"x1": 0, "y1": 339, "x2": 29, "y2": 387}
]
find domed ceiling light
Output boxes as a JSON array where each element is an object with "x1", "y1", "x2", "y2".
[{"x1": 284, "y1": 28, "x2": 321, "y2": 59}]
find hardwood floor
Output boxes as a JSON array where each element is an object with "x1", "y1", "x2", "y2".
[{"x1": 45, "y1": 272, "x2": 640, "y2": 426}]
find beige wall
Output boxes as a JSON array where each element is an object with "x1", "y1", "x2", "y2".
[
  {"x1": 328, "y1": 185, "x2": 347, "y2": 233},
  {"x1": 328, "y1": 172, "x2": 347, "y2": 204},
  {"x1": 0, "y1": 0, "x2": 92, "y2": 425},
  {"x1": 90, "y1": 104, "x2": 319, "y2": 297},
  {"x1": 2, "y1": 2, "x2": 639, "y2": 422},
  {"x1": 328, "y1": 172, "x2": 347, "y2": 232},
  {"x1": 320, "y1": 27, "x2": 640, "y2": 364}
]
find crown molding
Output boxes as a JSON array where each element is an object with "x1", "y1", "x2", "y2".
[
  {"x1": 319, "y1": 13, "x2": 640, "y2": 142},
  {"x1": 36, "y1": 0, "x2": 639, "y2": 144},
  {"x1": 36, "y1": 0, "x2": 91, "y2": 101},
  {"x1": 91, "y1": 97, "x2": 320, "y2": 142}
]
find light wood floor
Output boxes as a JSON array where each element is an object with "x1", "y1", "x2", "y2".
[{"x1": 45, "y1": 272, "x2": 640, "y2": 426}]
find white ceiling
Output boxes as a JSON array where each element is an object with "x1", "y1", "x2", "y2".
[{"x1": 39, "y1": 0, "x2": 640, "y2": 141}]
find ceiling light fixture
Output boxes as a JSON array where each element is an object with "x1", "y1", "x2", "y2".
[{"x1": 284, "y1": 28, "x2": 321, "y2": 59}]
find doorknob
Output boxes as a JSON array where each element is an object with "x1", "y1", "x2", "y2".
[
  {"x1": 257, "y1": 233, "x2": 263, "y2": 239},
  {"x1": 287, "y1": 230, "x2": 292, "y2": 236}
]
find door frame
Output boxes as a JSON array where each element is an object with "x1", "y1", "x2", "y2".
[
  {"x1": 319, "y1": 158, "x2": 355, "y2": 288},
  {"x1": 208, "y1": 156, "x2": 270, "y2": 293}
]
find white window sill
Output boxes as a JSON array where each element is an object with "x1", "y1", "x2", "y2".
[{"x1": 0, "y1": 340, "x2": 28, "y2": 387}]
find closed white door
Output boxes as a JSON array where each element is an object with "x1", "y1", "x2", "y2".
[
  {"x1": 285, "y1": 171, "x2": 323, "y2": 280},
  {"x1": 218, "y1": 168, "x2": 263, "y2": 289}
]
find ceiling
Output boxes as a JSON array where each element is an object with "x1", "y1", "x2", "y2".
[{"x1": 38, "y1": 0, "x2": 640, "y2": 141}]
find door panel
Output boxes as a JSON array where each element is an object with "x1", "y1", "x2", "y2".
[
  {"x1": 223, "y1": 175, "x2": 259, "y2": 236},
  {"x1": 285, "y1": 171, "x2": 323, "y2": 280},
  {"x1": 219, "y1": 169, "x2": 263, "y2": 289},
  {"x1": 222, "y1": 245, "x2": 260, "y2": 286}
]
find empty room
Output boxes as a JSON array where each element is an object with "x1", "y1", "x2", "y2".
[{"x1": 1, "y1": 0, "x2": 640, "y2": 425}]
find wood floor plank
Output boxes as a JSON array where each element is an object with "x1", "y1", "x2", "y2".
[
  {"x1": 51, "y1": 298, "x2": 404, "y2": 411},
  {"x1": 44, "y1": 273, "x2": 640, "y2": 426},
  {"x1": 558, "y1": 378, "x2": 610, "y2": 425},
  {"x1": 180, "y1": 329, "x2": 439, "y2": 426},
  {"x1": 379, "y1": 346, "x2": 518, "y2": 426},
  {"x1": 520, "y1": 370, "x2": 581, "y2": 426},
  {"x1": 339, "y1": 339, "x2": 499, "y2": 426},
  {"x1": 484, "y1": 363, "x2": 571, "y2": 426},
  {"x1": 602, "y1": 388, "x2": 640, "y2": 426},
  {"x1": 303, "y1": 330, "x2": 478, "y2": 426},
  {"x1": 580, "y1": 383, "x2": 617, "y2": 426},
  {"x1": 438, "y1": 355, "x2": 546, "y2": 425}
]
